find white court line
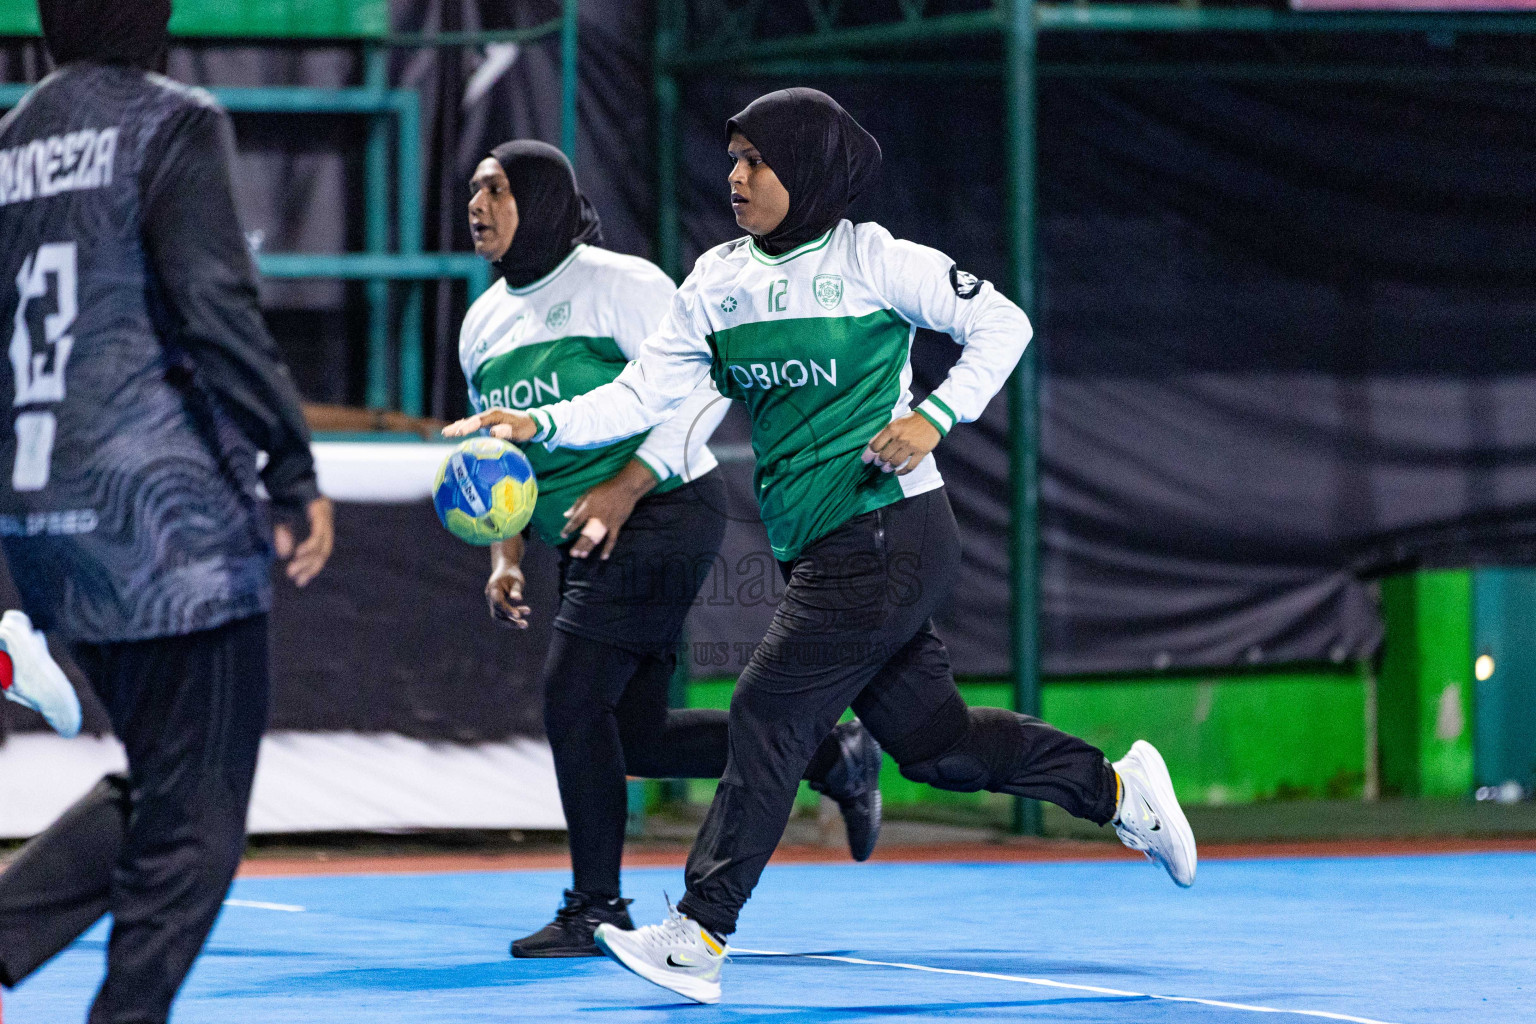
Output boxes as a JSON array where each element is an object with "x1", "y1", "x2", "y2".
[
  {"x1": 731, "y1": 948, "x2": 1402, "y2": 1024},
  {"x1": 222, "y1": 899, "x2": 306, "y2": 913}
]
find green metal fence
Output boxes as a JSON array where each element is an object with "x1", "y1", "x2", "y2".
[
  {"x1": 654, "y1": 0, "x2": 1536, "y2": 833},
  {"x1": 0, "y1": 0, "x2": 582, "y2": 415},
  {"x1": 6, "y1": 0, "x2": 1534, "y2": 825}
]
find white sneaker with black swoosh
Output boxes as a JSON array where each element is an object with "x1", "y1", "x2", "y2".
[
  {"x1": 1113, "y1": 740, "x2": 1197, "y2": 887},
  {"x1": 0, "y1": 609, "x2": 80, "y2": 738},
  {"x1": 594, "y1": 902, "x2": 726, "y2": 1004}
]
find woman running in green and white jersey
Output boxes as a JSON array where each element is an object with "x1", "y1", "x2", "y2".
[
  {"x1": 450, "y1": 96, "x2": 1197, "y2": 1004},
  {"x1": 460, "y1": 140, "x2": 881, "y2": 962}
]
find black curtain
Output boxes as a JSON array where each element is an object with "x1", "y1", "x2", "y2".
[{"x1": 9, "y1": 19, "x2": 1536, "y2": 740}]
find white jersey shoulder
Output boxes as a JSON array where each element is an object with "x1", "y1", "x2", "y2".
[
  {"x1": 683, "y1": 221, "x2": 895, "y2": 331},
  {"x1": 572, "y1": 243, "x2": 674, "y2": 289},
  {"x1": 459, "y1": 244, "x2": 674, "y2": 382}
]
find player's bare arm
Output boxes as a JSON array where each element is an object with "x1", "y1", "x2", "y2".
[
  {"x1": 560, "y1": 458, "x2": 659, "y2": 560},
  {"x1": 485, "y1": 535, "x2": 530, "y2": 629}
]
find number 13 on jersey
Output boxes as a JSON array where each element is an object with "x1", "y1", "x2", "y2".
[{"x1": 10, "y1": 242, "x2": 77, "y2": 491}]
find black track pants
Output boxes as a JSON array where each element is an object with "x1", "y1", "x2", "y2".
[
  {"x1": 544, "y1": 630, "x2": 727, "y2": 898},
  {"x1": 677, "y1": 489, "x2": 1116, "y2": 936},
  {"x1": 542, "y1": 473, "x2": 843, "y2": 899},
  {"x1": 545, "y1": 632, "x2": 846, "y2": 899},
  {"x1": 542, "y1": 473, "x2": 727, "y2": 900},
  {"x1": 0, "y1": 614, "x2": 269, "y2": 1024}
]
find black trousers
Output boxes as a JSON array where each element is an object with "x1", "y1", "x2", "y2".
[
  {"x1": 677, "y1": 489, "x2": 1117, "y2": 935},
  {"x1": 0, "y1": 614, "x2": 269, "y2": 1024},
  {"x1": 545, "y1": 473, "x2": 729, "y2": 900},
  {"x1": 542, "y1": 473, "x2": 840, "y2": 899}
]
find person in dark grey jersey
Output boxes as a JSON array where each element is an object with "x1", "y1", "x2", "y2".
[{"x1": 0, "y1": 3, "x2": 333, "y2": 1022}]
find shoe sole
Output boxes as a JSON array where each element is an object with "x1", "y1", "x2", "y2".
[
  {"x1": 594, "y1": 927, "x2": 721, "y2": 1005},
  {"x1": 511, "y1": 945, "x2": 603, "y2": 958},
  {"x1": 836, "y1": 724, "x2": 884, "y2": 862},
  {"x1": 852, "y1": 788, "x2": 882, "y2": 862},
  {"x1": 1129, "y1": 740, "x2": 1197, "y2": 887},
  {"x1": 0, "y1": 611, "x2": 80, "y2": 738}
]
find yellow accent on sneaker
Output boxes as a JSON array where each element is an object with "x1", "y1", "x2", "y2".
[{"x1": 698, "y1": 929, "x2": 724, "y2": 956}]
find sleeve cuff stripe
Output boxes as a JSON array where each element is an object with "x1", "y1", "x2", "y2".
[
  {"x1": 917, "y1": 397, "x2": 954, "y2": 434},
  {"x1": 530, "y1": 408, "x2": 553, "y2": 443},
  {"x1": 915, "y1": 407, "x2": 950, "y2": 438},
  {"x1": 926, "y1": 394, "x2": 958, "y2": 426}
]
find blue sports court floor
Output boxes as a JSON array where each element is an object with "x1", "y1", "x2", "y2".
[{"x1": 6, "y1": 853, "x2": 1531, "y2": 1023}]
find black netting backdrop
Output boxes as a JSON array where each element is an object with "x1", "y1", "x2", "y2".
[{"x1": 5, "y1": 15, "x2": 1536, "y2": 739}]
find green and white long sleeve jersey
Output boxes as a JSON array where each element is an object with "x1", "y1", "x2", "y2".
[
  {"x1": 459, "y1": 244, "x2": 725, "y2": 546},
  {"x1": 527, "y1": 220, "x2": 1032, "y2": 560}
]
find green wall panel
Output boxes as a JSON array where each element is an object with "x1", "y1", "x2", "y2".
[
  {"x1": 0, "y1": 3, "x2": 38, "y2": 35},
  {"x1": 0, "y1": 1, "x2": 388, "y2": 38},
  {"x1": 170, "y1": 0, "x2": 387, "y2": 38},
  {"x1": 1378, "y1": 570, "x2": 1475, "y2": 798},
  {"x1": 1041, "y1": 671, "x2": 1366, "y2": 805},
  {"x1": 1470, "y1": 568, "x2": 1536, "y2": 790},
  {"x1": 686, "y1": 670, "x2": 1367, "y2": 809}
]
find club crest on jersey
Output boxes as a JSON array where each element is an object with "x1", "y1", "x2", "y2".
[
  {"x1": 721, "y1": 295, "x2": 738, "y2": 313},
  {"x1": 545, "y1": 301, "x2": 571, "y2": 330},
  {"x1": 813, "y1": 274, "x2": 843, "y2": 310},
  {"x1": 950, "y1": 265, "x2": 983, "y2": 299}
]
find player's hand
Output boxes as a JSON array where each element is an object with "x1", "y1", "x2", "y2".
[
  {"x1": 561, "y1": 459, "x2": 658, "y2": 560},
  {"x1": 485, "y1": 564, "x2": 530, "y2": 629},
  {"x1": 442, "y1": 408, "x2": 539, "y2": 443},
  {"x1": 863, "y1": 412, "x2": 941, "y2": 475},
  {"x1": 274, "y1": 496, "x2": 334, "y2": 587}
]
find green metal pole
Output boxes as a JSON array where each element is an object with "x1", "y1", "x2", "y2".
[
  {"x1": 383, "y1": 21, "x2": 565, "y2": 48},
  {"x1": 654, "y1": 0, "x2": 682, "y2": 280},
  {"x1": 1006, "y1": 0, "x2": 1044, "y2": 838},
  {"x1": 363, "y1": 43, "x2": 392, "y2": 410},
  {"x1": 655, "y1": 0, "x2": 686, "y2": 810},
  {"x1": 560, "y1": 0, "x2": 579, "y2": 165},
  {"x1": 393, "y1": 90, "x2": 425, "y2": 416},
  {"x1": 662, "y1": 8, "x2": 1003, "y2": 69}
]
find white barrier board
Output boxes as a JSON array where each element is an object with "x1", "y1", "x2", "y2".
[{"x1": 0, "y1": 732, "x2": 565, "y2": 839}]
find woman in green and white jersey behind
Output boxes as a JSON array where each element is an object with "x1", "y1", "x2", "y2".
[
  {"x1": 451, "y1": 99, "x2": 1196, "y2": 1003},
  {"x1": 460, "y1": 140, "x2": 881, "y2": 961}
]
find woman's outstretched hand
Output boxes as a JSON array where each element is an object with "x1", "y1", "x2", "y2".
[{"x1": 442, "y1": 408, "x2": 539, "y2": 443}]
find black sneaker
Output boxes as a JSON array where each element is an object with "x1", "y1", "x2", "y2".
[
  {"x1": 511, "y1": 889, "x2": 635, "y2": 958},
  {"x1": 809, "y1": 719, "x2": 883, "y2": 862}
]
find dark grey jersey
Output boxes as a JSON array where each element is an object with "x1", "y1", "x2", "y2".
[{"x1": 0, "y1": 63, "x2": 317, "y2": 642}]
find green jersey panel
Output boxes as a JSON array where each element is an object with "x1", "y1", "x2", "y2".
[
  {"x1": 532, "y1": 222, "x2": 1024, "y2": 563},
  {"x1": 709, "y1": 309, "x2": 910, "y2": 559},
  {"x1": 473, "y1": 336, "x2": 679, "y2": 545}
]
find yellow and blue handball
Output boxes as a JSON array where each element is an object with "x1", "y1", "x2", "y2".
[{"x1": 433, "y1": 437, "x2": 538, "y2": 545}]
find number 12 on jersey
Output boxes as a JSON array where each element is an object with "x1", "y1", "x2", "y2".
[{"x1": 9, "y1": 242, "x2": 77, "y2": 492}]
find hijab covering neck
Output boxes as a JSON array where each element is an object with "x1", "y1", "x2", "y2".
[
  {"x1": 40, "y1": 0, "x2": 171, "y2": 71},
  {"x1": 726, "y1": 88, "x2": 882, "y2": 257},
  {"x1": 488, "y1": 140, "x2": 604, "y2": 289}
]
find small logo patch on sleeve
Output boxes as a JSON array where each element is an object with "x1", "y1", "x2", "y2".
[{"x1": 949, "y1": 265, "x2": 984, "y2": 299}]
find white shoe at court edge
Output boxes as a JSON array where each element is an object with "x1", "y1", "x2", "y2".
[
  {"x1": 0, "y1": 609, "x2": 80, "y2": 738},
  {"x1": 1112, "y1": 740, "x2": 1197, "y2": 888},
  {"x1": 594, "y1": 902, "x2": 726, "y2": 1004}
]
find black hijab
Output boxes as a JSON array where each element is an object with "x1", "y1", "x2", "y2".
[
  {"x1": 40, "y1": 0, "x2": 171, "y2": 71},
  {"x1": 488, "y1": 140, "x2": 603, "y2": 288},
  {"x1": 726, "y1": 88, "x2": 881, "y2": 256}
]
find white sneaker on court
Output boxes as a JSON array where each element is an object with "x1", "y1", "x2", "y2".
[
  {"x1": 594, "y1": 902, "x2": 726, "y2": 1004},
  {"x1": 1113, "y1": 740, "x2": 1196, "y2": 887},
  {"x1": 0, "y1": 609, "x2": 81, "y2": 738}
]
